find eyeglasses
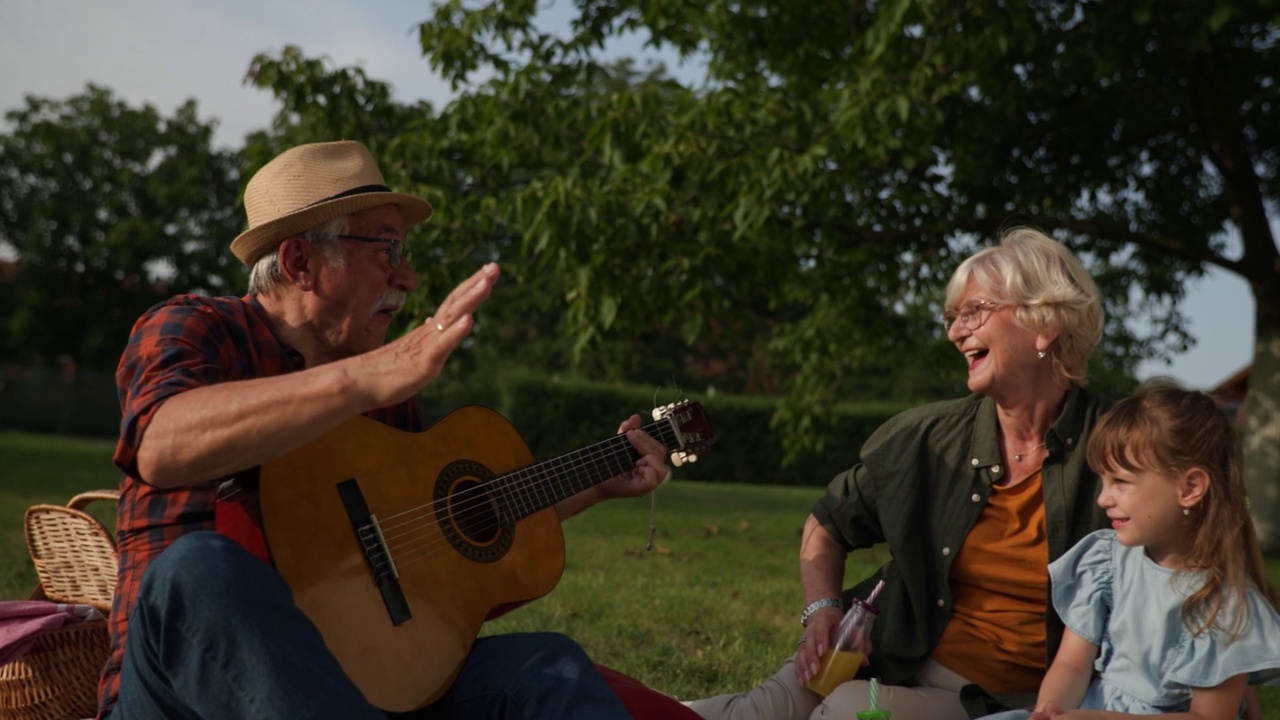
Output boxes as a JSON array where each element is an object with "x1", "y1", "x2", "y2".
[
  {"x1": 337, "y1": 235, "x2": 413, "y2": 269},
  {"x1": 943, "y1": 300, "x2": 1003, "y2": 332}
]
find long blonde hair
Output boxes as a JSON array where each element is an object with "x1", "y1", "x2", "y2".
[{"x1": 1086, "y1": 379, "x2": 1278, "y2": 641}]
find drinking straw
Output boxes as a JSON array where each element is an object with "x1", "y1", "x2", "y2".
[
  {"x1": 866, "y1": 579, "x2": 886, "y2": 606},
  {"x1": 869, "y1": 677, "x2": 879, "y2": 710}
]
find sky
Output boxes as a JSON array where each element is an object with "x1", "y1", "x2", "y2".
[{"x1": 0, "y1": 0, "x2": 1258, "y2": 390}]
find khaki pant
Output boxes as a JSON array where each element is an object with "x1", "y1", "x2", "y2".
[{"x1": 685, "y1": 657, "x2": 973, "y2": 720}]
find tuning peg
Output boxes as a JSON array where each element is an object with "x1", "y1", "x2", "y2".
[
  {"x1": 670, "y1": 452, "x2": 686, "y2": 467},
  {"x1": 685, "y1": 453, "x2": 698, "y2": 464},
  {"x1": 652, "y1": 399, "x2": 692, "y2": 421}
]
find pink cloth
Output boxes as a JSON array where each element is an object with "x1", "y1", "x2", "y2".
[{"x1": 0, "y1": 600, "x2": 105, "y2": 665}]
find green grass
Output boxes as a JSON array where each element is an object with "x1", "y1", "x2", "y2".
[
  {"x1": 479, "y1": 481, "x2": 889, "y2": 699},
  {"x1": 2, "y1": 430, "x2": 1278, "y2": 715},
  {"x1": 0, "y1": 431, "x2": 120, "y2": 597}
]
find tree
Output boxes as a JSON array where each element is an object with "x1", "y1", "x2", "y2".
[
  {"x1": 243, "y1": 46, "x2": 825, "y2": 399},
  {"x1": 247, "y1": 0, "x2": 1280, "y2": 546},
  {"x1": 0, "y1": 85, "x2": 244, "y2": 370},
  {"x1": 411, "y1": 0, "x2": 1280, "y2": 547},
  {"x1": 245, "y1": 41, "x2": 979, "y2": 397}
]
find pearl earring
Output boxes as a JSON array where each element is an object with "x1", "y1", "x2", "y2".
[
  {"x1": 1037, "y1": 351, "x2": 1046, "y2": 359},
  {"x1": 1182, "y1": 507, "x2": 1190, "y2": 516}
]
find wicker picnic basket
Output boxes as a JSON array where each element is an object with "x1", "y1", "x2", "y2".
[{"x1": 0, "y1": 490, "x2": 118, "y2": 720}]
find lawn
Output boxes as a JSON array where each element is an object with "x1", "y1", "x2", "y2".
[{"x1": 2, "y1": 430, "x2": 1278, "y2": 716}]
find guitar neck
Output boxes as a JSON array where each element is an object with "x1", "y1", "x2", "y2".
[{"x1": 489, "y1": 417, "x2": 678, "y2": 524}]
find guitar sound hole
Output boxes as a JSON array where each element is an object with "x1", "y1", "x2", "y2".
[
  {"x1": 449, "y1": 479, "x2": 501, "y2": 544},
  {"x1": 435, "y1": 459, "x2": 514, "y2": 563}
]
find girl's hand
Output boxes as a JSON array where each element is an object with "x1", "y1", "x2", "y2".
[{"x1": 1029, "y1": 702, "x2": 1064, "y2": 719}]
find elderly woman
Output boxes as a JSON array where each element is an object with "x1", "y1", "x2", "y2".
[{"x1": 687, "y1": 228, "x2": 1109, "y2": 720}]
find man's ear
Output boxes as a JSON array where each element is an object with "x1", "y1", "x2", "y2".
[
  {"x1": 1180, "y1": 467, "x2": 1210, "y2": 509},
  {"x1": 278, "y1": 237, "x2": 313, "y2": 289}
]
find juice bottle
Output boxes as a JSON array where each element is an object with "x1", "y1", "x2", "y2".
[
  {"x1": 803, "y1": 596, "x2": 878, "y2": 697},
  {"x1": 805, "y1": 648, "x2": 865, "y2": 696}
]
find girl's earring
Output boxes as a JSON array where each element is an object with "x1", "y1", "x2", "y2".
[
  {"x1": 1182, "y1": 506, "x2": 1190, "y2": 516},
  {"x1": 1037, "y1": 350, "x2": 1046, "y2": 359}
]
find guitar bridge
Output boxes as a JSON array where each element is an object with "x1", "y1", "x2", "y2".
[{"x1": 336, "y1": 479, "x2": 411, "y2": 626}]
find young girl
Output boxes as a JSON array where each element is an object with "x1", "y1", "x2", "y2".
[{"x1": 981, "y1": 381, "x2": 1280, "y2": 720}]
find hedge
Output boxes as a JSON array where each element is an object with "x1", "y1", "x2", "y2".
[
  {"x1": 474, "y1": 370, "x2": 909, "y2": 488},
  {"x1": 1, "y1": 363, "x2": 908, "y2": 487}
]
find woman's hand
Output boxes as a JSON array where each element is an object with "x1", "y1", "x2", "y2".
[
  {"x1": 795, "y1": 516, "x2": 855, "y2": 684},
  {"x1": 794, "y1": 606, "x2": 843, "y2": 685},
  {"x1": 794, "y1": 607, "x2": 873, "y2": 685}
]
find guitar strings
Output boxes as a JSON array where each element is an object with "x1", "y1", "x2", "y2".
[
  {"x1": 367, "y1": 420, "x2": 680, "y2": 574},
  {"x1": 383, "y1": 441, "x2": 641, "y2": 573},
  {"x1": 378, "y1": 436, "x2": 634, "y2": 545},
  {"x1": 378, "y1": 429, "x2": 650, "y2": 550},
  {"x1": 371, "y1": 415, "x2": 670, "y2": 532},
  {"x1": 381, "y1": 437, "x2": 652, "y2": 573},
  {"x1": 375, "y1": 422, "x2": 662, "y2": 532}
]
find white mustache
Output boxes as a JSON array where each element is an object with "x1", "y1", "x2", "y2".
[{"x1": 372, "y1": 289, "x2": 408, "y2": 318}]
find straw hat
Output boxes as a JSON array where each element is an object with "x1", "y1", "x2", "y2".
[{"x1": 230, "y1": 140, "x2": 433, "y2": 266}]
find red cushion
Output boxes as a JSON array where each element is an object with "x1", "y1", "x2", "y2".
[{"x1": 596, "y1": 664, "x2": 702, "y2": 720}]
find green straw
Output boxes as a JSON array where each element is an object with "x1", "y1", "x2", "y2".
[{"x1": 870, "y1": 677, "x2": 878, "y2": 710}]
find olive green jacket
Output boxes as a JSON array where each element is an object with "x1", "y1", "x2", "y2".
[{"x1": 811, "y1": 386, "x2": 1109, "y2": 715}]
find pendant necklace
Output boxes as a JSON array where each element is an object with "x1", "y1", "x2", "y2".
[{"x1": 1013, "y1": 442, "x2": 1046, "y2": 462}]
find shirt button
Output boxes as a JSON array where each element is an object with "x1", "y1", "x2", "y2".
[
  {"x1": 971, "y1": 493, "x2": 981, "y2": 502},
  {"x1": 942, "y1": 547, "x2": 951, "y2": 556},
  {"x1": 971, "y1": 458, "x2": 979, "y2": 466},
  {"x1": 992, "y1": 464, "x2": 1002, "y2": 474},
  {"x1": 1067, "y1": 437, "x2": 1074, "y2": 445},
  {"x1": 937, "y1": 598, "x2": 945, "y2": 607}
]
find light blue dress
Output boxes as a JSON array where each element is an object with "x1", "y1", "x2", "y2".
[{"x1": 979, "y1": 530, "x2": 1280, "y2": 719}]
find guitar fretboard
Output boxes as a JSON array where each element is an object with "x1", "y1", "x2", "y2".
[{"x1": 488, "y1": 418, "x2": 679, "y2": 524}]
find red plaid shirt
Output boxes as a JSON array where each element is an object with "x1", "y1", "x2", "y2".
[{"x1": 100, "y1": 294, "x2": 422, "y2": 716}]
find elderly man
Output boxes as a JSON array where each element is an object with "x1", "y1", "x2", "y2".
[{"x1": 100, "y1": 140, "x2": 672, "y2": 719}]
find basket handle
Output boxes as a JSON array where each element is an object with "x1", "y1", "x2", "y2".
[
  {"x1": 67, "y1": 489, "x2": 120, "y2": 511},
  {"x1": 24, "y1": 497, "x2": 119, "y2": 612}
]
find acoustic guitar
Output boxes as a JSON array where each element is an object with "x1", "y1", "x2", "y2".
[{"x1": 216, "y1": 401, "x2": 714, "y2": 712}]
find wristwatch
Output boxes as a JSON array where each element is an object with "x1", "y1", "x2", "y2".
[{"x1": 800, "y1": 597, "x2": 843, "y2": 627}]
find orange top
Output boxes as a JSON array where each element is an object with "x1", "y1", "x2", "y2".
[{"x1": 932, "y1": 470, "x2": 1048, "y2": 693}]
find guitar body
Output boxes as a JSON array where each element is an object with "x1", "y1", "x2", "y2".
[
  {"x1": 257, "y1": 406, "x2": 566, "y2": 712},
  {"x1": 218, "y1": 399, "x2": 713, "y2": 713}
]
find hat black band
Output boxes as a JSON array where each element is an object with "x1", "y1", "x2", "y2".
[{"x1": 307, "y1": 184, "x2": 393, "y2": 207}]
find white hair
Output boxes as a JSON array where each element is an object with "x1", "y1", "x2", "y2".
[
  {"x1": 247, "y1": 216, "x2": 349, "y2": 296},
  {"x1": 945, "y1": 227, "x2": 1103, "y2": 385}
]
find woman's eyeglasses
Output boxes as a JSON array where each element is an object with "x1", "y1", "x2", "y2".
[
  {"x1": 943, "y1": 300, "x2": 1003, "y2": 332},
  {"x1": 337, "y1": 235, "x2": 412, "y2": 269}
]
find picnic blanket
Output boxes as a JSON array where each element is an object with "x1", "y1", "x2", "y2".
[{"x1": 0, "y1": 600, "x2": 105, "y2": 666}]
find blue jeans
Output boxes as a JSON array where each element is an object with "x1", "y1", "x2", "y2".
[{"x1": 104, "y1": 532, "x2": 631, "y2": 719}]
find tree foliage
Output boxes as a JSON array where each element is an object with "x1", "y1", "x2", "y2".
[
  {"x1": 0, "y1": 85, "x2": 244, "y2": 369},
  {"x1": 408, "y1": 0, "x2": 1229, "y2": 421},
  {"x1": 412, "y1": 0, "x2": 1280, "y2": 544},
  {"x1": 245, "y1": 0, "x2": 1279, "y2": 541}
]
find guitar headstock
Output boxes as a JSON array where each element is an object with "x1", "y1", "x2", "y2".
[{"x1": 652, "y1": 400, "x2": 715, "y2": 467}]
